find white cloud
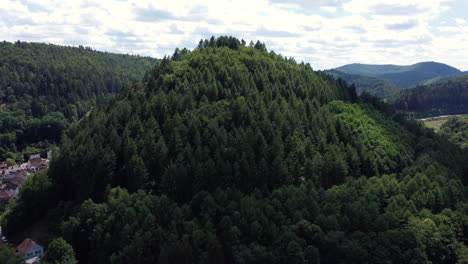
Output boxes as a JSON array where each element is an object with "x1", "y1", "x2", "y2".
[
  {"x1": 268, "y1": 0, "x2": 345, "y2": 10},
  {"x1": 455, "y1": 18, "x2": 466, "y2": 25},
  {"x1": 320, "y1": 6, "x2": 338, "y2": 13},
  {"x1": 344, "y1": 0, "x2": 449, "y2": 17},
  {"x1": 0, "y1": 0, "x2": 466, "y2": 70}
]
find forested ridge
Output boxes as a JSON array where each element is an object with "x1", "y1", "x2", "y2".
[
  {"x1": 1, "y1": 37, "x2": 467, "y2": 264},
  {"x1": 324, "y1": 69, "x2": 400, "y2": 98},
  {"x1": 335, "y1": 62, "x2": 461, "y2": 88},
  {"x1": 0, "y1": 41, "x2": 157, "y2": 158},
  {"x1": 420, "y1": 73, "x2": 468, "y2": 86},
  {"x1": 389, "y1": 75, "x2": 468, "y2": 117}
]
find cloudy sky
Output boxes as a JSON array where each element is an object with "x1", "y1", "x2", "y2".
[{"x1": 1, "y1": 0, "x2": 467, "y2": 70}]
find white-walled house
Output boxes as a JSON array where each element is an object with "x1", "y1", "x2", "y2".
[{"x1": 16, "y1": 238, "x2": 44, "y2": 263}]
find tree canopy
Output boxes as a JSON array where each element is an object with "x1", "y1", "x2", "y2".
[
  {"x1": 389, "y1": 75, "x2": 468, "y2": 117},
  {"x1": 2, "y1": 37, "x2": 467, "y2": 264},
  {"x1": 0, "y1": 41, "x2": 157, "y2": 157}
]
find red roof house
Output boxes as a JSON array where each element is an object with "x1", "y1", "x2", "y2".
[
  {"x1": 0, "y1": 190, "x2": 13, "y2": 202},
  {"x1": 19, "y1": 170, "x2": 29, "y2": 177},
  {"x1": 16, "y1": 238, "x2": 44, "y2": 261},
  {"x1": 3, "y1": 176, "x2": 25, "y2": 186}
]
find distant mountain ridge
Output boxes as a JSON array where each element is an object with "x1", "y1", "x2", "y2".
[
  {"x1": 334, "y1": 61, "x2": 461, "y2": 88},
  {"x1": 324, "y1": 69, "x2": 400, "y2": 98}
]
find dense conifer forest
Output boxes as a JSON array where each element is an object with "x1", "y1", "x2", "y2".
[
  {"x1": 1, "y1": 37, "x2": 467, "y2": 263},
  {"x1": 389, "y1": 75, "x2": 468, "y2": 117},
  {"x1": 0, "y1": 41, "x2": 157, "y2": 159},
  {"x1": 324, "y1": 69, "x2": 400, "y2": 97}
]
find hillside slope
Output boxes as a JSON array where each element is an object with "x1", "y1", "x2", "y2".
[
  {"x1": 335, "y1": 62, "x2": 461, "y2": 88},
  {"x1": 420, "y1": 73, "x2": 468, "y2": 86},
  {"x1": 389, "y1": 75, "x2": 468, "y2": 117},
  {"x1": 325, "y1": 69, "x2": 400, "y2": 97},
  {"x1": 3, "y1": 37, "x2": 467, "y2": 264},
  {"x1": 0, "y1": 41, "x2": 157, "y2": 115},
  {"x1": 0, "y1": 41, "x2": 157, "y2": 157},
  {"x1": 440, "y1": 116, "x2": 468, "y2": 150},
  {"x1": 50, "y1": 38, "x2": 359, "y2": 202},
  {"x1": 335, "y1": 63, "x2": 403, "y2": 76}
]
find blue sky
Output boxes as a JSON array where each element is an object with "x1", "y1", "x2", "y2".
[{"x1": 1, "y1": 0, "x2": 467, "y2": 70}]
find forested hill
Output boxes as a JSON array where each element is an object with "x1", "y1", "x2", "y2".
[
  {"x1": 50, "y1": 37, "x2": 358, "y2": 202},
  {"x1": 325, "y1": 69, "x2": 400, "y2": 97},
  {"x1": 389, "y1": 75, "x2": 468, "y2": 117},
  {"x1": 0, "y1": 41, "x2": 157, "y2": 157},
  {"x1": 3, "y1": 37, "x2": 467, "y2": 264},
  {"x1": 335, "y1": 61, "x2": 461, "y2": 88},
  {"x1": 0, "y1": 41, "x2": 157, "y2": 117}
]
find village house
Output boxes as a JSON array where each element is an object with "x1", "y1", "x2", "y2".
[
  {"x1": 27, "y1": 154, "x2": 49, "y2": 170},
  {"x1": 16, "y1": 238, "x2": 44, "y2": 264},
  {"x1": 0, "y1": 189, "x2": 14, "y2": 203},
  {"x1": 0, "y1": 178, "x2": 20, "y2": 204},
  {"x1": 0, "y1": 152, "x2": 51, "y2": 205},
  {"x1": 1, "y1": 152, "x2": 51, "y2": 178},
  {"x1": 0, "y1": 172, "x2": 25, "y2": 203}
]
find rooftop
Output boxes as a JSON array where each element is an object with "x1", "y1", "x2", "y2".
[{"x1": 16, "y1": 238, "x2": 41, "y2": 254}]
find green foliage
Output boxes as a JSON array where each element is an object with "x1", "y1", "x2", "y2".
[
  {"x1": 0, "y1": 109, "x2": 68, "y2": 156},
  {"x1": 20, "y1": 146, "x2": 43, "y2": 161},
  {"x1": 327, "y1": 101, "x2": 414, "y2": 175},
  {"x1": 420, "y1": 73, "x2": 468, "y2": 86},
  {"x1": 439, "y1": 117, "x2": 468, "y2": 150},
  {"x1": 4, "y1": 37, "x2": 467, "y2": 264},
  {"x1": 325, "y1": 69, "x2": 400, "y2": 98},
  {"x1": 0, "y1": 244, "x2": 22, "y2": 264},
  {"x1": 63, "y1": 163, "x2": 467, "y2": 264},
  {"x1": 389, "y1": 76, "x2": 468, "y2": 117},
  {"x1": 2, "y1": 172, "x2": 56, "y2": 235},
  {"x1": 49, "y1": 37, "x2": 358, "y2": 202},
  {"x1": 5, "y1": 158, "x2": 15, "y2": 166},
  {"x1": 0, "y1": 41, "x2": 157, "y2": 156},
  {"x1": 42, "y1": 238, "x2": 77, "y2": 264}
]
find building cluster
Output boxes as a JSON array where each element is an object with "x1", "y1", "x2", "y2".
[
  {"x1": 0, "y1": 152, "x2": 51, "y2": 263},
  {"x1": 0, "y1": 151, "x2": 51, "y2": 204}
]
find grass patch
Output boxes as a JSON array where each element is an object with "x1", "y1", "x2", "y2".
[{"x1": 421, "y1": 114, "x2": 468, "y2": 132}]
